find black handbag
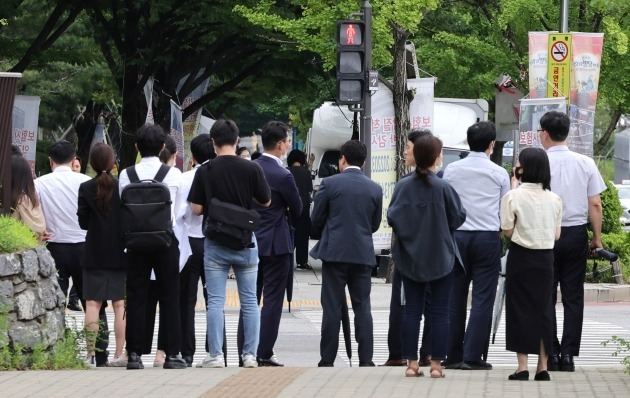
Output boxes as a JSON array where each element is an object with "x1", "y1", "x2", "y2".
[{"x1": 201, "y1": 161, "x2": 261, "y2": 250}]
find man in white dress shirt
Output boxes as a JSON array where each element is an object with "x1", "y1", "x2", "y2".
[
  {"x1": 539, "y1": 110, "x2": 606, "y2": 372},
  {"x1": 35, "y1": 140, "x2": 110, "y2": 366},
  {"x1": 174, "y1": 133, "x2": 216, "y2": 366},
  {"x1": 119, "y1": 124, "x2": 187, "y2": 370}
]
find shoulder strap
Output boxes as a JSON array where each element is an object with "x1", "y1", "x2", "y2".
[
  {"x1": 154, "y1": 164, "x2": 170, "y2": 182},
  {"x1": 126, "y1": 166, "x2": 140, "y2": 183}
]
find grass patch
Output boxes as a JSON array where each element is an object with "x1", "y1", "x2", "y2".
[{"x1": 0, "y1": 216, "x2": 38, "y2": 254}]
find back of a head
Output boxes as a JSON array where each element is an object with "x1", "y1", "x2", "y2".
[
  {"x1": 210, "y1": 119, "x2": 239, "y2": 147},
  {"x1": 467, "y1": 121, "x2": 496, "y2": 152},
  {"x1": 136, "y1": 124, "x2": 166, "y2": 158},
  {"x1": 261, "y1": 121, "x2": 289, "y2": 151},
  {"x1": 48, "y1": 140, "x2": 76, "y2": 165},
  {"x1": 340, "y1": 140, "x2": 367, "y2": 167},
  {"x1": 190, "y1": 134, "x2": 216, "y2": 164},
  {"x1": 408, "y1": 128, "x2": 433, "y2": 144},
  {"x1": 11, "y1": 144, "x2": 22, "y2": 156},
  {"x1": 89, "y1": 143, "x2": 115, "y2": 174},
  {"x1": 540, "y1": 110, "x2": 570, "y2": 142},
  {"x1": 414, "y1": 136, "x2": 443, "y2": 186},
  {"x1": 518, "y1": 147, "x2": 551, "y2": 190},
  {"x1": 288, "y1": 149, "x2": 306, "y2": 166},
  {"x1": 11, "y1": 154, "x2": 37, "y2": 209},
  {"x1": 159, "y1": 135, "x2": 178, "y2": 164}
]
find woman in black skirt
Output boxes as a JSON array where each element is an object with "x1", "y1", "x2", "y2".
[
  {"x1": 78, "y1": 143, "x2": 127, "y2": 366},
  {"x1": 500, "y1": 147, "x2": 562, "y2": 381}
]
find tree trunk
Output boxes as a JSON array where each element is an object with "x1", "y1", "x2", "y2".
[{"x1": 596, "y1": 109, "x2": 622, "y2": 155}]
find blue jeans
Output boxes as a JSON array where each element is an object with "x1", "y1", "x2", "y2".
[
  {"x1": 204, "y1": 237, "x2": 260, "y2": 357},
  {"x1": 401, "y1": 271, "x2": 453, "y2": 361}
]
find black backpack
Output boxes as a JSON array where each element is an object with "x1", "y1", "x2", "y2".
[{"x1": 120, "y1": 164, "x2": 173, "y2": 252}]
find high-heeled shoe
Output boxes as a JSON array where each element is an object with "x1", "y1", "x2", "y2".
[{"x1": 508, "y1": 370, "x2": 529, "y2": 380}]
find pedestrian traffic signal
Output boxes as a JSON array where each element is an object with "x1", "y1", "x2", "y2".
[{"x1": 337, "y1": 20, "x2": 366, "y2": 105}]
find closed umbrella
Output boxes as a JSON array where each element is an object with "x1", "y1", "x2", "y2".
[
  {"x1": 341, "y1": 296, "x2": 352, "y2": 367},
  {"x1": 491, "y1": 251, "x2": 508, "y2": 344}
]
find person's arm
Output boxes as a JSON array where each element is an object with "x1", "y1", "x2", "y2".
[
  {"x1": 500, "y1": 193, "x2": 515, "y2": 239},
  {"x1": 283, "y1": 172, "x2": 303, "y2": 220},
  {"x1": 588, "y1": 194, "x2": 603, "y2": 248},
  {"x1": 444, "y1": 183, "x2": 466, "y2": 230},
  {"x1": 310, "y1": 179, "x2": 329, "y2": 239},
  {"x1": 191, "y1": 203, "x2": 204, "y2": 216},
  {"x1": 371, "y1": 184, "x2": 383, "y2": 233},
  {"x1": 252, "y1": 163, "x2": 271, "y2": 207},
  {"x1": 77, "y1": 184, "x2": 90, "y2": 231},
  {"x1": 555, "y1": 196, "x2": 563, "y2": 240},
  {"x1": 188, "y1": 167, "x2": 206, "y2": 216},
  {"x1": 15, "y1": 197, "x2": 47, "y2": 239}
]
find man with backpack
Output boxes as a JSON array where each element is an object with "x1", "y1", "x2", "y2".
[
  {"x1": 119, "y1": 124, "x2": 186, "y2": 370},
  {"x1": 188, "y1": 119, "x2": 271, "y2": 368}
]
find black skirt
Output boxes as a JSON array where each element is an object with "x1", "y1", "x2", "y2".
[
  {"x1": 82, "y1": 268, "x2": 126, "y2": 301},
  {"x1": 505, "y1": 241, "x2": 554, "y2": 355}
]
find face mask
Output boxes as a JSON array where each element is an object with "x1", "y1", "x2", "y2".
[{"x1": 435, "y1": 162, "x2": 443, "y2": 172}]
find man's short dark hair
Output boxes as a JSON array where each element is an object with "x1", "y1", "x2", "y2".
[
  {"x1": 467, "y1": 121, "x2": 496, "y2": 152},
  {"x1": 540, "y1": 110, "x2": 570, "y2": 142},
  {"x1": 48, "y1": 140, "x2": 76, "y2": 164},
  {"x1": 191, "y1": 134, "x2": 216, "y2": 164},
  {"x1": 210, "y1": 119, "x2": 239, "y2": 147},
  {"x1": 261, "y1": 121, "x2": 289, "y2": 150},
  {"x1": 340, "y1": 140, "x2": 367, "y2": 167},
  {"x1": 408, "y1": 128, "x2": 432, "y2": 144},
  {"x1": 136, "y1": 124, "x2": 166, "y2": 157}
]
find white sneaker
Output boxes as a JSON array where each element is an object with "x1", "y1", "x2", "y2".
[
  {"x1": 242, "y1": 354, "x2": 258, "y2": 368},
  {"x1": 107, "y1": 355, "x2": 128, "y2": 367},
  {"x1": 84, "y1": 355, "x2": 96, "y2": 368},
  {"x1": 196, "y1": 354, "x2": 224, "y2": 368}
]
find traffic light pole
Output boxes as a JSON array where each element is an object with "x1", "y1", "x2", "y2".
[{"x1": 360, "y1": 1, "x2": 372, "y2": 178}]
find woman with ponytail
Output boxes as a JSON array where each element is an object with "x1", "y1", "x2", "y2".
[
  {"x1": 77, "y1": 143, "x2": 127, "y2": 367},
  {"x1": 387, "y1": 135, "x2": 466, "y2": 379}
]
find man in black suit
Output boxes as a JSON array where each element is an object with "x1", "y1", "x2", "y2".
[
  {"x1": 252, "y1": 121, "x2": 302, "y2": 366},
  {"x1": 310, "y1": 140, "x2": 383, "y2": 367}
]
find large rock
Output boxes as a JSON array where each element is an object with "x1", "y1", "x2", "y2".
[
  {"x1": 20, "y1": 250, "x2": 39, "y2": 282},
  {"x1": 0, "y1": 253, "x2": 21, "y2": 277},
  {"x1": 9, "y1": 320, "x2": 43, "y2": 350},
  {"x1": 15, "y1": 288, "x2": 45, "y2": 320},
  {"x1": 41, "y1": 310, "x2": 65, "y2": 348},
  {"x1": 36, "y1": 246, "x2": 56, "y2": 278},
  {"x1": 0, "y1": 279, "x2": 13, "y2": 308}
]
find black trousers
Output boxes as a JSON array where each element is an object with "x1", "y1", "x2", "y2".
[
  {"x1": 294, "y1": 207, "x2": 311, "y2": 265},
  {"x1": 143, "y1": 280, "x2": 166, "y2": 354},
  {"x1": 47, "y1": 242, "x2": 109, "y2": 364},
  {"x1": 321, "y1": 261, "x2": 373, "y2": 364},
  {"x1": 125, "y1": 238, "x2": 181, "y2": 357},
  {"x1": 387, "y1": 267, "x2": 432, "y2": 360},
  {"x1": 256, "y1": 253, "x2": 291, "y2": 359},
  {"x1": 552, "y1": 225, "x2": 588, "y2": 356},
  {"x1": 179, "y1": 237, "x2": 208, "y2": 357},
  {"x1": 447, "y1": 231, "x2": 501, "y2": 363}
]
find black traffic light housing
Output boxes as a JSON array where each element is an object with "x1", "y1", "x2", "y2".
[{"x1": 336, "y1": 20, "x2": 366, "y2": 105}]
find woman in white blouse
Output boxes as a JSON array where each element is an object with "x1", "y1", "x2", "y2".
[{"x1": 500, "y1": 147, "x2": 562, "y2": 381}]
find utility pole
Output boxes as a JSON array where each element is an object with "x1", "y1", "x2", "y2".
[
  {"x1": 559, "y1": 0, "x2": 569, "y2": 33},
  {"x1": 360, "y1": 1, "x2": 372, "y2": 177}
]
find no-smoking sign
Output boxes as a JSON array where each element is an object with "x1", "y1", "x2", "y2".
[{"x1": 551, "y1": 41, "x2": 569, "y2": 62}]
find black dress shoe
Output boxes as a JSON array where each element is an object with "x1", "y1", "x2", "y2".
[
  {"x1": 380, "y1": 359, "x2": 407, "y2": 367},
  {"x1": 126, "y1": 352, "x2": 144, "y2": 370},
  {"x1": 359, "y1": 361, "x2": 375, "y2": 367},
  {"x1": 535, "y1": 370, "x2": 551, "y2": 381},
  {"x1": 297, "y1": 263, "x2": 313, "y2": 270},
  {"x1": 441, "y1": 360, "x2": 462, "y2": 369},
  {"x1": 508, "y1": 370, "x2": 529, "y2": 380},
  {"x1": 183, "y1": 355, "x2": 193, "y2": 367},
  {"x1": 257, "y1": 355, "x2": 284, "y2": 367},
  {"x1": 461, "y1": 360, "x2": 492, "y2": 370},
  {"x1": 547, "y1": 354, "x2": 560, "y2": 371},
  {"x1": 560, "y1": 355, "x2": 575, "y2": 372},
  {"x1": 318, "y1": 360, "x2": 334, "y2": 367},
  {"x1": 66, "y1": 296, "x2": 82, "y2": 311},
  {"x1": 163, "y1": 355, "x2": 187, "y2": 369}
]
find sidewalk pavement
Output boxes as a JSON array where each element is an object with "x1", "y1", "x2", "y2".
[{"x1": 1, "y1": 366, "x2": 628, "y2": 398}]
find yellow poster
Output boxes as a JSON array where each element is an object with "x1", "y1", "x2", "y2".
[{"x1": 547, "y1": 33, "x2": 572, "y2": 101}]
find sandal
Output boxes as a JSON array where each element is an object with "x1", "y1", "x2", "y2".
[
  {"x1": 430, "y1": 367, "x2": 446, "y2": 378},
  {"x1": 405, "y1": 365, "x2": 424, "y2": 377}
]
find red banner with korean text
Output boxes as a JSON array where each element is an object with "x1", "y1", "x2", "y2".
[{"x1": 11, "y1": 95, "x2": 40, "y2": 175}]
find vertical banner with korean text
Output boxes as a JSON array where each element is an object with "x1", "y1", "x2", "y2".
[
  {"x1": 528, "y1": 32, "x2": 549, "y2": 98},
  {"x1": 515, "y1": 98, "x2": 566, "y2": 158},
  {"x1": 569, "y1": 33, "x2": 604, "y2": 157},
  {"x1": 177, "y1": 74, "x2": 209, "y2": 171},
  {"x1": 547, "y1": 33, "x2": 572, "y2": 100},
  {"x1": 170, "y1": 99, "x2": 184, "y2": 171},
  {"x1": 11, "y1": 95, "x2": 40, "y2": 174},
  {"x1": 370, "y1": 78, "x2": 434, "y2": 251}
]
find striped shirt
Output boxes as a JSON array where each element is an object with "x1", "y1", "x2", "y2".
[{"x1": 546, "y1": 145, "x2": 606, "y2": 227}]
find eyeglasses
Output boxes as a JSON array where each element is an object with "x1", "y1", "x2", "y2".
[{"x1": 537, "y1": 128, "x2": 544, "y2": 134}]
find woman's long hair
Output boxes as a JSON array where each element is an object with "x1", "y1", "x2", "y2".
[
  {"x1": 89, "y1": 143, "x2": 116, "y2": 214},
  {"x1": 413, "y1": 135, "x2": 443, "y2": 186},
  {"x1": 10, "y1": 155, "x2": 38, "y2": 209},
  {"x1": 518, "y1": 147, "x2": 552, "y2": 191}
]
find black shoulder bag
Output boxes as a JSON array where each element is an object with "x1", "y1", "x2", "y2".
[{"x1": 202, "y1": 160, "x2": 261, "y2": 250}]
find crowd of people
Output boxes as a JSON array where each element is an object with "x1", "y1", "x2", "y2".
[{"x1": 8, "y1": 110, "x2": 604, "y2": 381}]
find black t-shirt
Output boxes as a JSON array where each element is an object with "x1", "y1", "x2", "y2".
[{"x1": 188, "y1": 155, "x2": 271, "y2": 225}]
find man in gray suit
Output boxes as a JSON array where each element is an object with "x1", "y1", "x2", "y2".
[{"x1": 310, "y1": 140, "x2": 383, "y2": 367}]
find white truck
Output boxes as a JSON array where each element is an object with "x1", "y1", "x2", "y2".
[{"x1": 305, "y1": 79, "x2": 488, "y2": 265}]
